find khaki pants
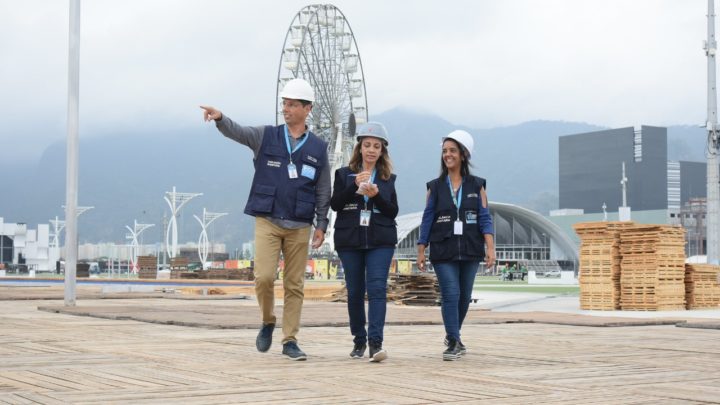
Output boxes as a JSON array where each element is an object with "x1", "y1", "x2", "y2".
[{"x1": 254, "y1": 217, "x2": 311, "y2": 343}]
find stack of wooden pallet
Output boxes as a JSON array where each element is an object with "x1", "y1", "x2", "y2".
[
  {"x1": 685, "y1": 264, "x2": 720, "y2": 309},
  {"x1": 328, "y1": 274, "x2": 439, "y2": 306},
  {"x1": 228, "y1": 268, "x2": 254, "y2": 281},
  {"x1": 328, "y1": 285, "x2": 348, "y2": 302},
  {"x1": 388, "y1": 273, "x2": 440, "y2": 306},
  {"x1": 619, "y1": 225, "x2": 686, "y2": 310},
  {"x1": 137, "y1": 256, "x2": 158, "y2": 279},
  {"x1": 574, "y1": 221, "x2": 635, "y2": 310},
  {"x1": 76, "y1": 263, "x2": 90, "y2": 278},
  {"x1": 170, "y1": 257, "x2": 189, "y2": 279},
  {"x1": 205, "y1": 269, "x2": 229, "y2": 279}
]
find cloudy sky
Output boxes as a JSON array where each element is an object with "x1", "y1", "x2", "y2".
[{"x1": 0, "y1": 0, "x2": 711, "y2": 162}]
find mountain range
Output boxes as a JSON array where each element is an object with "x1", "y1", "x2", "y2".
[{"x1": 0, "y1": 108, "x2": 707, "y2": 251}]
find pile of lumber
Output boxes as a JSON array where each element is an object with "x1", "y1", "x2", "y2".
[
  {"x1": 327, "y1": 273, "x2": 439, "y2": 306},
  {"x1": 619, "y1": 225, "x2": 686, "y2": 311},
  {"x1": 228, "y1": 268, "x2": 254, "y2": 281},
  {"x1": 388, "y1": 273, "x2": 440, "y2": 306},
  {"x1": 685, "y1": 264, "x2": 720, "y2": 309},
  {"x1": 76, "y1": 263, "x2": 90, "y2": 278},
  {"x1": 328, "y1": 285, "x2": 348, "y2": 302},
  {"x1": 206, "y1": 269, "x2": 230, "y2": 279},
  {"x1": 174, "y1": 267, "x2": 254, "y2": 280},
  {"x1": 137, "y1": 256, "x2": 158, "y2": 279},
  {"x1": 574, "y1": 221, "x2": 636, "y2": 310},
  {"x1": 169, "y1": 257, "x2": 189, "y2": 279}
]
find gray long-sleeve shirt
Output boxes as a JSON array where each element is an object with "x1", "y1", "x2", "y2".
[{"x1": 216, "y1": 115, "x2": 330, "y2": 232}]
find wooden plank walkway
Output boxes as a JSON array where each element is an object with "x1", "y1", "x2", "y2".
[{"x1": 1, "y1": 298, "x2": 719, "y2": 404}]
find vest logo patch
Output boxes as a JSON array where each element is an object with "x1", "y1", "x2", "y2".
[
  {"x1": 305, "y1": 155, "x2": 318, "y2": 163},
  {"x1": 343, "y1": 203, "x2": 358, "y2": 211},
  {"x1": 465, "y1": 211, "x2": 477, "y2": 224},
  {"x1": 467, "y1": 193, "x2": 478, "y2": 198},
  {"x1": 267, "y1": 160, "x2": 281, "y2": 168},
  {"x1": 436, "y1": 215, "x2": 452, "y2": 223}
]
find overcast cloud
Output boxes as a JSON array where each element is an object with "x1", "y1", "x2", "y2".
[{"x1": 0, "y1": 0, "x2": 710, "y2": 162}]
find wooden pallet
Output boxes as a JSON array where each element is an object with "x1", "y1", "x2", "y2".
[{"x1": 685, "y1": 264, "x2": 720, "y2": 309}]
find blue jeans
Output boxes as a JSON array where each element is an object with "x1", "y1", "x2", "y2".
[
  {"x1": 433, "y1": 260, "x2": 480, "y2": 341},
  {"x1": 337, "y1": 247, "x2": 394, "y2": 345}
]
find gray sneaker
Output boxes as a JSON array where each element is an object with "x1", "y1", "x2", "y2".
[
  {"x1": 282, "y1": 341, "x2": 307, "y2": 361},
  {"x1": 368, "y1": 342, "x2": 387, "y2": 363},
  {"x1": 350, "y1": 343, "x2": 366, "y2": 359}
]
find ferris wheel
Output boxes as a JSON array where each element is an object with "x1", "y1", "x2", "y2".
[{"x1": 276, "y1": 4, "x2": 368, "y2": 174}]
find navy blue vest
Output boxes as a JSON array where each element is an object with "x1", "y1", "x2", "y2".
[
  {"x1": 427, "y1": 175, "x2": 486, "y2": 262},
  {"x1": 332, "y1": 166, "x2": 398, "y2": 249},
  {"x1": 244, "y1": 125, "x2": 328, "y2": 223}
]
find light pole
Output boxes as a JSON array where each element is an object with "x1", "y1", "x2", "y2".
[
  {"x1": 125, "y1": 220, "x2": 154, "y2": 273},
  {"x1": 706, "y1": 0, "x2": 720, "y2": 264},
  {"x1": 194, "y1": 208, "x2": 228, "y2": 269},
  {"x1": 163, "y1": 186, "x2": 202, "y2": 259}
]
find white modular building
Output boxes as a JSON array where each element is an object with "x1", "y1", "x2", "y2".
[{"x1": 0, "y1": 217, "x2": 54, "y2": 272}]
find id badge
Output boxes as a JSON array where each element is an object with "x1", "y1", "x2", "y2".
[
  {"x1": 287, "y1": 163, "x2": 298, "y2": 179},
  {"x1": 454, "y1": 220, "x2": 463, "y2": 235},
  {"x1": 360, "y1": 210, "x2": 371, "y2": 227}
]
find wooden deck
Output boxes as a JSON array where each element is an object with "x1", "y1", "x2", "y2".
[{"x1": 1, "y1": 296, "x2": 719, "y2": 404}]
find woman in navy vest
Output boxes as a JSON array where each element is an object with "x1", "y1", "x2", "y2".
[
  {"x1": 331, "y1": 122, "x2": 398, "y2": 363},
  {"x1": 416, "y1": 130, "x2": 495, "y2": 361}
]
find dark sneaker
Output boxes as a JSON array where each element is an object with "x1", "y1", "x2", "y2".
[
  {"x1": 443, "y1": 338, "x2": 461, "y2": 361},
  {"x1": 282, "y1": 341, "x2": 307, "y2": 361},
  {"x1": 350, "y1": 343, "x2": 366, "y2": 359},
  {"x1": 368, "y1": 341, "x2": 387, "y2": 363},
  {"x1": 255, "y1": 323, "x2": 274, "y2": 353},
  {"x1": 457, "y1": 340, "x2": 467, "y2": 356},
  {"x1": 445, "y1": 336, "x2": 467, "y2": 356}
]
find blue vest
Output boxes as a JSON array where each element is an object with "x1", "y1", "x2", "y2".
[
  {"x1": 244, "y1": 125, "x2": 328, "y2": 224},
  {"x1": 427, "y1": 175, "x2": 486, "y2": 262}
]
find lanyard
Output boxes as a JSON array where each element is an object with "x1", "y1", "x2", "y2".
[
  {"x1": 446, "y1": 175, "x2": 463, "y2": 218},
  {"x1": 363, "y1": 168, "x2": 377, "y2": 205},
  {"x1": 283, "y1": 125, "x2": 308, "y2": 159}
]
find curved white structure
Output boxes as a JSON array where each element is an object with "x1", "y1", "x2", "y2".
[
  {"x1": 52, "y1": 205, "x2": 94, "y2": 249},
  {"x1": 193, "y1": 208, "x2": 228, "y2": 269},
  {"x1": 125, "y1": 220, "x2": 154, "y2": 272},
  {"x1": 395, "y1": 202, "x2": 579, "y2": 266},
  {"x1": 163, "y1": 186, "x2": 202, "y2": 259}
]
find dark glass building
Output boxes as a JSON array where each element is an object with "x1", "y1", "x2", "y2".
[
  {"x1": 559, "y1": 126, "x2": 668, "y2": 213},
  {"x1": 1, "y1": 235, "x2": 12, "y2": 263}
]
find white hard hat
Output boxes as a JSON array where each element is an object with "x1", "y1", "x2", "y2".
[
  {"x1": 356, "y1": 122, "x2": 389, "y2": 146},
  {"x1": 280, "y1": 78, "x2": 315, "y2": 103},
  {"x1": 443, "y1": 130, "x2": 474, "y2": 159}
]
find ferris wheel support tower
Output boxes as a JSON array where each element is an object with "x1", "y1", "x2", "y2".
[{"x1": 276, "y1": 4, "x2": 369, "y2": 253}]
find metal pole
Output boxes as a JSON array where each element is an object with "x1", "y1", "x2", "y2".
[
  {"x1": 64, "y1": 0, "x2": 80, "y2": 306},
  {"x1": 706, "y1": 0, "x2": 720, "y2": 264}
]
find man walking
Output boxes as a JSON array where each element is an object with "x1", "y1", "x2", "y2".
[{"x1": 201, "y1": 78, "x2": 329, "y2": 360}]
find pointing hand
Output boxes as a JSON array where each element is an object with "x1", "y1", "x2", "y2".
[{"x1": 200, "y1": 105, "x2": 223, "y2": 122}]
